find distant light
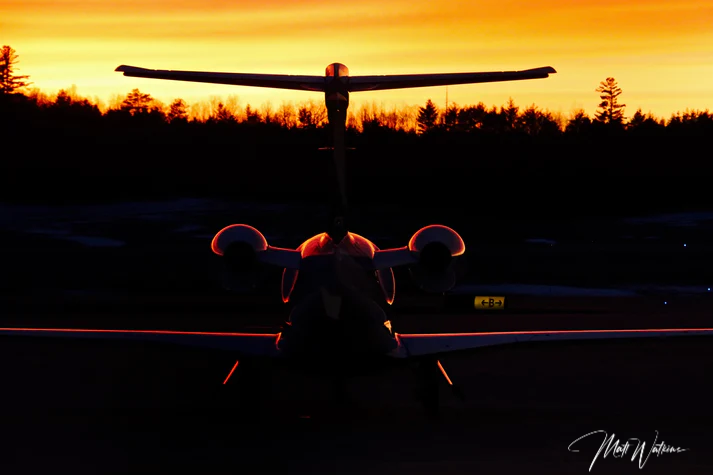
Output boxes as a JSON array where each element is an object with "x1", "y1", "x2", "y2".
[
  {"x1": 708, "y1": 288, "x2": 711, "y2": 292},
  {"x1": 684, "y1": 243, "x2": 687, "y2": 247},
  {"x1": 664, "y1": 301, "x2": 668, "y2": 305}
]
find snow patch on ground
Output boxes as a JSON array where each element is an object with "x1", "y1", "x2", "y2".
[
  {"x1": 63, "y1": 236, "x2": 126, "y2": 248},
  {"x1": 623, "y1": 212, "x2": 713, "y2": 228},
  {"x1": 172, "y1": 225, "x2": 204, "y2": 233},
  {"x1": 452, "y1": 283, "x2": 712, "y2": 296},
  {"x1": 451, "y1": 284, "x2": 639, "y2": 297},
  {"x1": 20, "y1": 227, "x2": 125, "y2": 247},
  {"x1": 524, "y1": 238, "x2": 557, "y2": 246}
]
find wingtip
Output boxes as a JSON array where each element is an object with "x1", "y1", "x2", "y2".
[
  {"x1": 115, "y1": 65, "x2": 145, "y2": 73},
  {"x1": 534, "y1": 66, "x2": 556, "y2": 74},
  {"x1": 522, "y1": 66, "x2": 557, "y2": 77}
]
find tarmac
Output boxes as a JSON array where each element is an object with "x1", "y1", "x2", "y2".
[
  {"x1": 2, "y1": 199, "x2": 713, "y2": 473},
  {"x1": 1, "y1": 294, "x2": 713, "y2": 474}
]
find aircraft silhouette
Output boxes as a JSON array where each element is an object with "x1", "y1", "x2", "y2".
[
  {"x1": 2, "y1": 62, "x2": 712, "y2": 414},
  {"x1": 113, "y1": 63, "x2": 558, "y2": 230}
]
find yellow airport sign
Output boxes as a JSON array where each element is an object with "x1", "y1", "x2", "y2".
[{"x1": 474, "y1": 296, "x2": 506, "y2": 310}]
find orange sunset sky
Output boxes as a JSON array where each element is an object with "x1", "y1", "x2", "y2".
[{"x1": 2, "y1": 0, "x2": 712, "y2": 118}]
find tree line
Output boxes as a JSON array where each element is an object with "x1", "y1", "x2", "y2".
[
  {"x1": 2, "y1": 45, "x2": 711, "y2": 137},
  {"x1": 1, "y1": 44, "x2": 712, "y2": 211},
  {"x1": 3, "y1": 82, "x2": 712, "y2": 137}
]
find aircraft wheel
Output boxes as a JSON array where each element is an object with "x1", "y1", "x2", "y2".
[{"x1": 416, "y1": 358, "x2": 441, "y2": 418}]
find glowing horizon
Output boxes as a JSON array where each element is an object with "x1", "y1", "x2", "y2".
[{"x1": 3, "y1": 0, "x2": 712, "y2": 119}]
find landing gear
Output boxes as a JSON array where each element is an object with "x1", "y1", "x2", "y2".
[
  {"x1": 416, "y1": 358, "x2": 465, "y2": 417},
  {"x1": 221, "y1": 358, "x2": 271, "y2": 416},
  {"x1": 418, "y1": 358, "x2": 441, "y2": 417}
]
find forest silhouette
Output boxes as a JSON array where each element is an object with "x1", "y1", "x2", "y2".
[{"x1": 1, "y1": 79, "x2": 711, "y2": 214}]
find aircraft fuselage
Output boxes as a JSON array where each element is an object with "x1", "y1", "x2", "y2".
[{"x1": 276, "y1": 231, "x2": 398, "y2": 364}]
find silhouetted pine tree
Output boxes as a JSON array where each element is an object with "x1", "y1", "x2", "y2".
[
  {"x1": 167, "y1": 98, "x2": 189, "y2": 123},
  {"x1": 211, "y1": 102, "x2": 236, "y2": 123},
  {"x1": 518, "y1": 105, "x2": 561, "y2": 137},
  {"x1": 502, "y1": 97, "x2": 519, "y2": 131},
  {"x1": 416, "y1": 99, "x2": 439, "y2": 133},
  {"x1": 457, "y1": 103, "x2": 488, "y2": 132},
  {"x1": 121, "y1": 89, "x2": 155, "y2": 116},
  {"x1": 595, "y1": 77, "x2": 626, "y2": 124},
  {"x1": 627, "y1": 108, "x2": 664, "y2": 136},
  {"x1": 0, "y1": 45, "x2": 31, "y2": 94},
  {"x1": 565, "y1": 109, "x2": 592, "y2": 136},
  {"x1": 443, "y1": 103, "x2": 459, "y2": 131},
  {"x1": 245, "y1": 104, "x2": 262, "y2": 123}
]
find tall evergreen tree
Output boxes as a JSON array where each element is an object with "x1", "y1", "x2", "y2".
[
  {"x1": 595, "y1": 77, "x2": 626, "y2": 124},
  {"x1": 0, "y1": 45, "x2": 31, "y2": 94},
  {"x1": 502, "y1": 97, "x2": 519, "y2": 130},
  {"x1": 416, "y1": 99, "x2": 439, "y2": 133}
]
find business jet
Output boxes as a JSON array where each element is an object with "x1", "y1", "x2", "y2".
[{"x1": 1, "y1": 62, "x2": 711, "y2": 414}]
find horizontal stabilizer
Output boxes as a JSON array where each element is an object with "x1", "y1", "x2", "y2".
[
  {"x1": 115, "y1": 65, "x2": 325, "y2": 92},
  {"x1": 372, "y1": 247, "x2": 417, "y2": 270},
  {"x1": 349, "y1": 67, "x2": 556, "y2": 92},
  {"x1": 261, "y1": 246, "x2": 302, "y2": 270},
  {"x1": 0, "y1": 327, "x2": 282, "y2": 357},
  {"x1": 393, "y1": 328, "x2": 713, "y2": 357}
]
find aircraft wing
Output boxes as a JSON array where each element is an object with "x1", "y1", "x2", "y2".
[
  {"x1": 0, "y1": 328, "x2": 282, "y2": 357},
  {"x1": 392, "y1": 328, "x2": 713, "y2": 358},
  {"x1": 349, "y1": 66, "x2": 556, "y2": 92},
  {"x1": 115, "y1": 65, "x2": 326, "y2": 92}
]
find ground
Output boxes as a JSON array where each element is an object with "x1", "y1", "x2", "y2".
[
  {"x1": 1, "y1": 198, "x2": 712, "y2": 473},
  {"x1": 1, "y1": 329, "x2": 712, "y2": 474}
]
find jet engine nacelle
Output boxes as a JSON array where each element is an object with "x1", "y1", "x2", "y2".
[
  {"x1": 211, "y1": 224, "x2": 269, "y2": 291},
  {"x1": 408, "y1": 225, "x2": 465, "y2": 293}
]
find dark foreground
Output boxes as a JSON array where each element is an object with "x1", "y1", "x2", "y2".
[
  {"x1": 2, "y1": 198, "x2": 713, "y2": 473},
  {"x1": 1, "y1": 304, "x2": 713, "y2": 474}
]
